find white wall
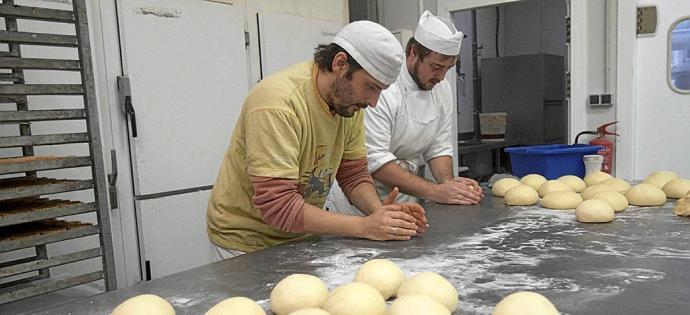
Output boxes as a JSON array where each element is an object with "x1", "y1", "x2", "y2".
[
  {"x1": 378, "y1": 0, "x2": 419, "y2": 30},
  {"x1": 378, "y1": 0, "x2": 436, "y2": 31},
  {"x1": 584, "y1": 0, "x2": 616, "y2": 132},
  {"x1": 241, "y1": 0, "x2": 348, "y2": 85}
]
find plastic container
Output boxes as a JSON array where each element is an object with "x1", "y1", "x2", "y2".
[{"x1": 505, "y1": 144, "x2": 603, "y2": 179}]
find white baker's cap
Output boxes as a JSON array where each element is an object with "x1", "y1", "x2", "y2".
[
  {"x1": 332, "y1": 20, "x2": 404, "y2": 85},
  {"x1": 413, "y1": 10, "x2": 464, "y2": 56}
]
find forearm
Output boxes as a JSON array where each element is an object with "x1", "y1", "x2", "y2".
[
  {"x1": 427, "y1": 155, "x2": 454, "y2": 184},
  {"x1": 372, "y1": 161, "x2": 437, "y2": 200},
  {"x1": 347, "y1": 181, "x2": 382, "y2": 215},
  {"x1": 302, "y1": 202, "x2": 365, "y2": 237}
]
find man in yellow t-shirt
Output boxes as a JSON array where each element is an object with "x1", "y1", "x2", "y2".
[{"x1": 207, "y1": 21, "x2": 428, "y2": 257}]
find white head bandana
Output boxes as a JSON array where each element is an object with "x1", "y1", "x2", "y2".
[
  {"x1": 332, "y1": 21, "x2": 404, "y2": 86},
  {"x1": 413, "y1": 10, "x2": 464, "y2": 56}
]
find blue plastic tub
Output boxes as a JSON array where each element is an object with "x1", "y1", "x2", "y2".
[{"x1": 504, "y1": 144, "x2": 603, "y2": 179}]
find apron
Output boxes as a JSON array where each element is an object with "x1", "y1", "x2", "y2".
[{"x1": 374, "y1": 89, "x2": 442, "y2": 204}]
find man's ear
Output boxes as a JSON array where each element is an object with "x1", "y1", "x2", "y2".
[
  {"x1": 331, "y1": 52, "x2": 350, "y2": 75},
  {"x1": 408, "y1": 44, "x2": 418, "y2": 58}
]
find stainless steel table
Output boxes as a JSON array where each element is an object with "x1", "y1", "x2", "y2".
[{"x1": 39, "y1": 196, "x2": 690, "y2": 314}]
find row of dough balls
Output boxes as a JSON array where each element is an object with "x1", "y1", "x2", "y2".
[
  {"x1": 491, "y1": 171, "x2": 690, "y2": 223},
  {"x1": 110, "y1": 263, "x2": 560, "y2": 315},
  {"x1": 270, "y1": 259, "x2": 559, "y2": 315},
  {"x1": 109, "y1": 259, "x2": 558, "y2": 315},
  {"x1": 112, "y1": 259, "x2": 558, "y2": 315}
]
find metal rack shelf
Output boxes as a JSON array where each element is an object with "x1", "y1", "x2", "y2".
[
  {"x1": 0, "y1": 84, "x2": 84, "y2": 95},
  {"x1": 0, "y1": 0, "x2": 116, "y2": 305},
  {"x1": 0, "y1": 248, "x2": 101, "y2": 279},
  {"x1": 0, "y1": 221, "x2": 98, "y2": 253},
  {"x1": 0, "y1": 157, "x2": 92, "y2": 175},
  {"x1": 0, "y1": 57, "x2": 82, "y2": 71},
  {"x1": 0, "y1": 4, "x2": 75, "y2": 23},
  {"x1": 0, "y1": 199, "x2": 96, "y2": 227},
  {"x1": 0, "y1": 133, "x2": 90, "y2": 148},
  {"x1": 0, "y1": 109, "x2": 86, "y2": 122},
  {"x1": 0, "y1": 177, "x2": 93, "y2": 201},
  {"x1": 0, "y1": 271, "x2": 103, "y2": 305},
  {"x1": 0, "y1": 30, "x2": 78, "y2": 47}
]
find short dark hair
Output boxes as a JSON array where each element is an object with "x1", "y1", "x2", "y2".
[
  {"x1": 405, "y1": 37, "x2": 433, "y2": 61},
  {"x1": 313, "y1": 43, "x2": 363, "y2": 79}
]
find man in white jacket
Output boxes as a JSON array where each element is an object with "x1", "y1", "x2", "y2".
[{"x1": 326, "y1": 11, "x2": 483, "y2": 215}]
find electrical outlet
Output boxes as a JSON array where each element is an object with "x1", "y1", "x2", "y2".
[
  {"x1": 589, "y1": 94, "x2": 600, "y2": 105},
  {"x1": 601, "y1": 94, "x2": 613, "y2": 105}
]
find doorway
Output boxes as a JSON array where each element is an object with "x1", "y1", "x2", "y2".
[{"x1": 445, "y1": 0, "x2": 569, "y2": 179}]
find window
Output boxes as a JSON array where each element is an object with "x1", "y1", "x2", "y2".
[{"x1": 669, "y1": 18, "x2": 690, "y2": 93}]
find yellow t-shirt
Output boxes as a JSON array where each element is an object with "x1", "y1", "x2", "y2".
[{"x1": 207, "y1": 61, "x2": 367, "y2": 252}]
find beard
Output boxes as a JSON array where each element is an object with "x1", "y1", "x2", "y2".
[
  {"x1": 410, "y1": 61, "x2": 437, "y2": 91},
  {"x1": 328, "y1": 75, "x2": 367, "y2": 118}
]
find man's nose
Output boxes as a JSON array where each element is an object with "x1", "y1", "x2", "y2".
[{"x1": 366, "y1": 92, "x2": 382, "y2": 108}]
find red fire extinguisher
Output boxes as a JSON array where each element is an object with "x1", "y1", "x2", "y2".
[
  {"x1": 574, "y1": 121, "x2": 619, "y2": 174},
  {"x1": 590, "y1": 122, "x2": 619, "y2": 174}
]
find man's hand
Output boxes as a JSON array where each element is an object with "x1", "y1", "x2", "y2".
[
  {"x1": 383, "y1": 187, "x2": 427, "y2": 233},
  {"x1": 359, "y1": 187, "x2": 428, "y2": 241},
  {"x1": 453, "y1": 177, "x2": 484, "y2": 198},
  {"x1": 362, "y1": 204, "x2": 424, "y2": 241},
  {"x1": 429, "y1": 177, "x2": 483, "y2": 205}
]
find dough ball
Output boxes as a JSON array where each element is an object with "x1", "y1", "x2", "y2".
[
  {"x1": 626, "y1": 183, "x2": 667, "y2": 206},
  {"x1": 288, "y1": 309, "x2": 330, "y2": 315},
  {"x1": 520, "y1": 174, "x2": 547, "y2": 190},
  {"x1": 644, "y1": 170, "x2": 679, "y2": 188},
  {"x1": 322, "y1": 282, "x2": 385, "y2": 315},
  {"x1": 397, "y1": 272, "x2": 458, "y2": 312},
  {"x1": 538, "y1": 180, "x2": 572, "y2": 197},
  {"x1": 112, "y1": 294, "x2": 175, "y2": 315},
  {"x1": 581, "y1": 184, "x2": 616, "y2": 200},
  {"x1": 388, "y1": 294, "x2": 450, "y2": 315},
  {"x1": 271, "y1": 274, "x2": 329, "y2": 315},
  {"x1": 540, "y1": 191, "x2": 582, "y2": 209},
  {"x1": 575, "y1": 199, "x2": 614, "y2": 223},
  {"x1": 591, "y1": 191, "x2": 628, "y2": 212},
  {"x1": 206, "y1": 297, "x2": 265, "y2": 315},
  {"x1": 674, "y1": 195, "x2": 690, "y2": 217},
  {"x1": 600, "y1": 178, "x2": 631, "y2": 193},
  {"x1": 557, "y1": 175, "x2": 586, "y2": 193},
  {"x1": 584, "y1": 171, "x2": 613, "y2": 186},
  {"x1": 662, "y1": 178, "x2": 690, "y2": 199},
  {"x1": 492, "y1": 178, "x2": 522, "y2": 197},
  {"x1": 492, "y1": 291, "x2": 559, "y2": 315},
  {"x1": 354, "y1": 259, "x2": 404, "y2": 299},
  {"x1": 504, "y1": 185, "x2": 539, "y2": 206}
]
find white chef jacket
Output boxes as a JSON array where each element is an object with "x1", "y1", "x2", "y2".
[{"x1": 325, "y1": 62, "x2": 454, "y2": 216}]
